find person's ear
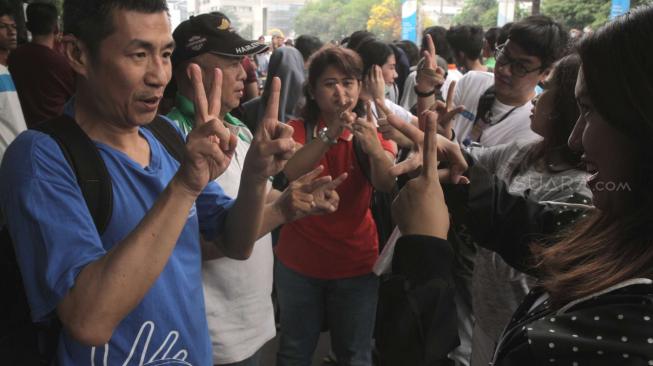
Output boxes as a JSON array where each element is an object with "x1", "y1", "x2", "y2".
[{"x1": 63, "y1": 35, "x2": 90, "y2": 78}]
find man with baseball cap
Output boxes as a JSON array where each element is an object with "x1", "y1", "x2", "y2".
[{"x1": 168, "y1": 12, "x2": 344, "y2": 366}]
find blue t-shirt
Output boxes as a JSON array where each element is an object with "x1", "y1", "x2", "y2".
[{"x1": 0, "y1": 116, "x2": 234, "y2": 365}]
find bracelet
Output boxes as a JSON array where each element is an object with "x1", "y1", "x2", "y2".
[{"x1": 414, "y1": 86, "x2": 436, "y2": 98}]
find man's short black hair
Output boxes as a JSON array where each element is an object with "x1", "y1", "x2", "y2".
[
  {"x1": 295, "y1": 35, "x2": 323, "y2": 62},
  {"x1": 422, "y1": 26, "x2": 454, "y2": 64},
  {"x1": 508, "y1": 15, "x2": 569, "y2": 69},
  {"x1": 26, "y1": 2, "x2": 58, "y2": 36},
  {"x1": 346, "y1": 30, "x2": 375, "y2": 51},
  {"x1": 63, "y1": 0, "x2": 168, "y2": 58},
  {"x1": 395, "y1": 40, "x2": 419, "y2": 67},
  {"x1": 497, "y1": 22, "x2": 512, "y2": 46},
  {"x1": 0, "y1": 1, "x2": 15, "y2": 18},
  {"x1": 446, "y1": 25, "x2": 484, "y2": 61},
  {"x1": 484, "y1": 27, "x2": 500, "y2": 52}
]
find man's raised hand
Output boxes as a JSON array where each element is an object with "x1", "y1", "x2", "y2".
[
  {"x1": 175, "y1": 64, "x2": 237, "y2": 195},
  {"x1": 245, "y1": 77, "x2": 296, "y2": 182},
  {"x1": 416, "y1": 34, "x2": 446, "y2": 92}
]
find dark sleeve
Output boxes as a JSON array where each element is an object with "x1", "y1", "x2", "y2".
[
  {"x1": 501, "y1": 293, "x2": 653, "y2": 365},
  {"x1": 375, "y1": 235, "x2": 459, "y2": 366},
  {"x1": 444, "y1": 162, "x2": 590, "y2": 275}
]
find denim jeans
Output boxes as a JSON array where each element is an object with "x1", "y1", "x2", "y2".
[
  {"x1": 217, "y1": 346, "x2": 262, "y2": 366},
  {"x1": 274, "y1": 259, "x2": 379, "y2": 366}
]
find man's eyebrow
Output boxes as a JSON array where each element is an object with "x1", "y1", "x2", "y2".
[{"x1": 125, "y1": 39, "x2": 175, "y2": 50}]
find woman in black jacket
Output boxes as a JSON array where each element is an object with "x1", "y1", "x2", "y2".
[{"x1": 388, "y1": 6, "x2": 653, "y2": 365}]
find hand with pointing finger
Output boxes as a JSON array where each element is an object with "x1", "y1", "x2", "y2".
[
  {"x1": 392, "y1": 112, "x2": 450, "y2": 239},
  {"x1": 275, "y1": 165, "x2": 348, "y2": 222},
  {"x1": 353, "y1": 101, "x2": 385, "y2": 156},
  {"x1": 244, "y1": 77, "x2": 296, "y2": 182},
  {"x1": 175, "y1": 64, "x2": 237, "y2": 196},
  {"x1": 416, "y1": 34, "x2": 446, "y2": 93}
]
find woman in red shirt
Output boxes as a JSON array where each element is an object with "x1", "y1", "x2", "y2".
[{"x1": 274, "y1": 46, "x2": 397, "y2": 365}]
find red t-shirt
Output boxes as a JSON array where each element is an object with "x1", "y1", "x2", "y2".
[{"x1": 275, "y1": 119, "x2": 397, "y2": 279}]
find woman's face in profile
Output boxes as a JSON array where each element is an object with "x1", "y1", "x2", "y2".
[{"x1": 568, "y1": 68, "x2": 639, "y2": 214}]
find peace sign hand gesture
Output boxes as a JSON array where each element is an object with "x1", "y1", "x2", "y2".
[
  {"x1": 244, "y1": 77, "x2": 296, "y2": 182},
  {"x1": 416, "y1": 34, "x2": 446, "y2": 93},
  {"x1": 175, "y1": 64, "x2": 238, "y2": 196},
  {"x1": 391, "y1": 111, "x2": 449, "y2": 239}
]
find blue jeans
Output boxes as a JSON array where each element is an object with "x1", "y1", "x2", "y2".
[
  {"x1": 217, "y1": 346, "x2": 262, "y2": 366},
  {"x1": 274, "y1": 260, "x2": 379, "y2": 366}
]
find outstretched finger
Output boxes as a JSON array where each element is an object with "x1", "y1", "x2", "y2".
[
  {"x1": 262, "y1": 77, "x2": 281, "y2": 131},
  {"x1": 208, "y1": 68, "x2": 223, "y2": 119},
  {"x1": 296, "y1": 165, "x2": 325, "y2": 185},
  {"x1": 189, "y1": 63, "x2": 209, "y2": 126},
  {"x1": 421, "y1": 111, "x2": 439, "y2": 180},
  {"x1": 389, "y1": 158, "x2": 421, "y2": 177},
  {"x1": 426, "y1": 34, "x2": 437, "y2": 67},
  {"x1": 446, "y1": 80, "x2": 456, "y2": 111},
  {"x1": 365, "y1": 100, "x2": 374, "y2": 124}
]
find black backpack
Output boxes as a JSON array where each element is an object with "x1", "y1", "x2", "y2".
[{"x1": 0, "y1": 114, "x2": 185, "y2": 365}]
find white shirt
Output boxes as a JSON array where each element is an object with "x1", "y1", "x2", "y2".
[
  {"x1": 400, "y1": 68, "x2": 463, "y2": 112},
  {"x1": 0, "y1": 65, "x2": 26, "y2": 162},
  {"x1": 202, "y1": 125, "x2": 276, "y2": 364},
  {"x1": 451, "y1": 71, "x2": 538, "y2": 147}
]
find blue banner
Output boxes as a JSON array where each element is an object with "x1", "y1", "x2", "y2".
[
  {"x1": 610, "y1": 0, "x2": 630, "y2": 19},
  {"x1": 401, "y1": 0, "x2": 417, "y2": 42}
]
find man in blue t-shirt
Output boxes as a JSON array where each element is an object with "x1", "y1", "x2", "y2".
[{"x1": 0, "y1": 1, "x2": 295, "y2": 365}]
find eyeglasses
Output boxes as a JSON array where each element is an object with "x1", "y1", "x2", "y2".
[
  {"x1": 0, "y1": 22, "x2": 17, "y2": 32},
  {"x1": 495, "y1": 44, "x2": 543, "y2": 77}
]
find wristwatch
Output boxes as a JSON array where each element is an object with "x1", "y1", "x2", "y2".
[{"x1": 318, "y1": 127, "x2": 338, "y2": 145}]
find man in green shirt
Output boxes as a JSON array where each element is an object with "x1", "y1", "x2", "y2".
[{"x1": 168, "y1": 12, "x2": 345, "y2": 366}]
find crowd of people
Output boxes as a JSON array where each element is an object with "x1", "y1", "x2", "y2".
[{"x1": 0, "y1": 0, "x2": 652, "y2": 366}]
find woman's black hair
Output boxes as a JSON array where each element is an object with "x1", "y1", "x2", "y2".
[
  {"x1": 355, "y1": 39, "x2": 394, "y2": 76},
  {"x1": 578, "y1": 6, "x2": 653, "y2": 146}
]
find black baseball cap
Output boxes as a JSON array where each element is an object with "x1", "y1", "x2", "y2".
[{"x1": 172, "y1": 12, "x2": 268, "y2": 67}]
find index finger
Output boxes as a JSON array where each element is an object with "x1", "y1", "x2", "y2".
[
  {"x1": 208, "y1": 68, "x2": 223, "y2": 119},
  {"x1": 421, "y1": 111, "x2": 439, "y2": 180},
  {"x1": 189, "y1": 63, "x2": 209, "y2": 126},
  {"x1": 426, "y1": 34, "x2": 437, "y2": 63},
  {"x1": 446, "y1": 80, "x2": 456, "y2": 110},
  {"x1": 263, "y1": 77, "x2": 281, "y2": 127}
]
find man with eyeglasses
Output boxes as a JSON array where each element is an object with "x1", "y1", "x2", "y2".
[
  {"x1": 441, "y1": 16, "x2": 568, "y2": 148},
  {"x1": 0, "y1": 4, "x2": 17, "y2": 66}
]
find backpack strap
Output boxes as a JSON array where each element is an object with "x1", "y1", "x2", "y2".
[
  {"x1": 143, "y1": 116, "x2": 186, "y2": 163},
  {"x1": 33, "y1": 115, "x2": 113, "y2": 235}
]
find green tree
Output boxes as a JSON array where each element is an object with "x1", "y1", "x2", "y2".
[
  {"x1": 542, "y1": 0, "x2": 653, "y2": 29},
  {"x1": 295, "y1": 0, "x2": 376, "y2": 42},
  {"x1": 541, "y1": 0, "x2": 610, "y2": 29},
  {"x1": 453, "y1": 0, "x2": 528, "y2": 28},
  {"x1": 367, "y1": 0, "x2": 401, "y2": 41}
]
